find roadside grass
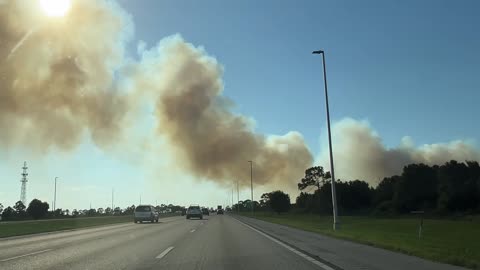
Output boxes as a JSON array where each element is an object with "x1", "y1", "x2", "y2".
[
  {"x1": 240, "y1": 212, "x2": 480, "y2": 269},
  {"x1": 0, "y1": 214, "x2": 177, "y2": 238}
]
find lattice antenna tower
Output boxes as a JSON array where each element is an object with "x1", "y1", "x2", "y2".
[{"x1": 20, "y1": 161, "x2": 28, "y2": 204}]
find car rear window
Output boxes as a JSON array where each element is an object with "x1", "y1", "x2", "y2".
[
  {"x1": 135, "y1": 206, "x2": 151, "y2": 212},
  {"x1": 188, "y1": 206, "x2": 200, "y2": 210}
]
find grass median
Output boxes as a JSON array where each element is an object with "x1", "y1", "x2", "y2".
[
  {"x1": 239, "y1": 212, "x2": 480, "y2": 269},
  {"x1": 0, "y1": 215, "x2": 165, "y2": 238}
]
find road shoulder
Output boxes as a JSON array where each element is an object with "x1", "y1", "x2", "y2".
[{"x1": 233, "y1": 215, "x2": 466, "y2": 270}]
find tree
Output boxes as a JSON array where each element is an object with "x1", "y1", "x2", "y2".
[
  {"x1": 53, "y1": 208, "x2": 63, "y2": 217},
  {"x1": 27, "y1": 199, "x2": 50, "y2": 219},
  {"x1": 0, "y1": 203, "x2": 3, "y2": 215},
  {"x1": 437, "y1": 160, "x2": 478, "y2": 212},
  {"x1": 335, "y1": 180, "x2": 373, "y2": 212},
  {"x1": 114, "y1": 207, "x2": 122, "y2": 215},
  {"x1": 268, "y1": 191, "x2": 291, "y2": 214},
  {"x1": 14, "y1": 200, "x2": 26, "y2": 215},
  {"x1": 2, "y1": 206, "x2": 15, "y2": 220},
  {"x1": 298, "y1": 166, "x2": 331, "y2": 191},
  {"x1": 124, "y1": 205, "x2": 135, "y2": 215},
  {"x1": 72, "y1": 209, "x2": 79, "y2": 216},
  {"x1": 374, "y1": 176, "x2": 401, "y2": 205},
  {"x1": 295, "y1": 192, "x2": 313, "y2": 209},
  {"x1": 393, "y1": 163, "x2": 437, "y2": 212},
  {"x1": 259, "y1": 193, "x2": 271, "y2": 209},
  {"x1": 105, "y1": 207, "x2": 112, "y2": 215},
  {"x1": 87, "y1": 208, "x2": 97, "y2": 216},
  {"x1": 97, "y1": 208, "x2": 104, "y2": 215}
]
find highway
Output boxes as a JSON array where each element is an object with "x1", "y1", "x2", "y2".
[{"x1": 0, "y1": 214, "x2": 465, "y2": 270}]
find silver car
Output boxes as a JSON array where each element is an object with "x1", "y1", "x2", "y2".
[
  {"x1": 186, "y1": 205, "x2": 203, "y2": 219},
  {"x1": 134, "y1": 205, "x2": 159, "y2": 223}
]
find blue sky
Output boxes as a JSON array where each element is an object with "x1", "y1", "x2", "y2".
[{"x1": 1, "y1": 0, "x2": 479, "y2": 210}]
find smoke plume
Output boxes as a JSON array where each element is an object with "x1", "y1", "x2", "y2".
[
  {"x1": 0, "y1": 0, "x2": 132, "y2": 151},
  {"x1": 130, "y1": 36, "x2": 314, "y2": 189},
  {"x1": 2, "y1": 0, "x2": 478, "y2": 192},
  {"x1": 317, "y1": 118, "x2": 480, "y2": 186}
]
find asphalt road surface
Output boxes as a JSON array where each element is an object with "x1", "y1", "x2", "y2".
[{"x1": 0, "y1": 214, "x2": 465, "y2": 270}]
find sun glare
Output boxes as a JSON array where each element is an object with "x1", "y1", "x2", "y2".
[{"x1": 40, "y1": 0, "x2": 72, "y2": 17}]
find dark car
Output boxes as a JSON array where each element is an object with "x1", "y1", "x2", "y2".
[
  {"x1": 201, "y1": 208, "x2": 209, "y2": 215},
  {"x1": 181, "y1": 208, "x2": 186, "y2": 216},
  {"x1": 217, "y1": 209, "x2": 224, "y2": 215},
  {"x1": 186, "y1": 205, "x2": 203, "y2": 219}
]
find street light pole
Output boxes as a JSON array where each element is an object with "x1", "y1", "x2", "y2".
[
  {"x1": 248, "y1": 161, "x2": 253, "y2": 215},
  {"x1": 54, "y1": 177, "x2": 58, "y2": 212},
  {"x1": 237, "y1": 180, "x2": 239, "y2": 213},
  {"x1": 312, "y1": 50, "x2": 340, "y2": 230}
]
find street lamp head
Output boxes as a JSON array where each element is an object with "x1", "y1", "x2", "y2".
[{"x1": 312, "y1": 50, "x2": 324, "y2": 54}]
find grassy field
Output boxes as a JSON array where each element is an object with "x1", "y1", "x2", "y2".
[
  {"x1": 240, "y1": 212, "x2": 480, "y2": 269},
  {"x1": 0, "y1": 215, "x2": 164, "y2": 238}
]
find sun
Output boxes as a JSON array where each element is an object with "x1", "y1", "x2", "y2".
[{"x1": 40, "y1": 0, "x2": 72, "y2": 17}]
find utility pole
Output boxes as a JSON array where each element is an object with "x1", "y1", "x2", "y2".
[
  {"x1": 312, "y1": 49, "x2": 340, "y2": 230},
  {"x1": 111, "y1": 188, "x2": 114, "y2": 212},
  {"x1": 237, "y1": 180, "x2": 239, "y2": 213},
  {"x1": 248, "y1": 161, "x2": 254, "y2": 215},
  {"x1": 54, "y1": 177, "x2": 58, "y2": 212}
]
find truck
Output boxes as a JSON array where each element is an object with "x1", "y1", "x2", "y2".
[{"x1": 217, "y1": 205, "x2": 224, "y2": 215}]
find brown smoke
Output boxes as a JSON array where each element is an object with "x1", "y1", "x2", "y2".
[
  {"x1": 0, "y1": 0, "x2": 132, "y2": 151},
  {"x1": 317, "y1": 118, "x2": 480, "y2": 186},
  {"x1": 130, "y1": 36, "x2": 313, "y2": 188}
]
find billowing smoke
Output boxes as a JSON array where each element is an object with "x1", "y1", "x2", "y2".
[
  {"x1": 130, "y1": 36, "x2": 313, "y2": 189},
  {"x1": 2, "y1": 0, "x2": 477, "y2": 192},
  {"x1": 0, "y1": 0, "x2": 132, "y2": 151},
  {"x1": 0, "y1": 0, "x2": 312, "y2": 189},
  {"x1": 317, "y1": 118, "x2": 480, "y2": 186}
]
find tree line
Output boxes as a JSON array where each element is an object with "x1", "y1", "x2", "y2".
[
  {"x1": 233, "y1": 160, "x2": 480, "y2": 215},
  {"x1": 0, "y1": 200, "x2": 185, "y2": 221},
  {"x1": 298, "y1": 160, "x2": 480, "y2": 215}
]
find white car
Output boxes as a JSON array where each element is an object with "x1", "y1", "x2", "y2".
[{"x1": 134, "y1": 205, "x2": 159, "y2": 223}]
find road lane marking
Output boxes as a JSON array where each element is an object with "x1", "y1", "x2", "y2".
[
  {"x1": 156, "y1": 246, "x2": 174, "y2": 259},
  {"x1": 190, "y1": 229, "x2": 196, "y2": 233},
  {"x1": 238, "y1": 221, "x2": 335, "y2": 270},
  {"x1": 0, "y1": 249, "x2": 53, "y2": 262}
]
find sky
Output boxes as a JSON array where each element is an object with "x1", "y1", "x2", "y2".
[{"x1": 1, "y1": 0, "x2": 479, "y2": 210}]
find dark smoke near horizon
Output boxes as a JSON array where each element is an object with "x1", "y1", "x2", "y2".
[{"x1": 1, "y1": 0, "x2": 478, "y2": 191}]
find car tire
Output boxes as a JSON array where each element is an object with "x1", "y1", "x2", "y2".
[
  {"x1": 186, "y1": 216, "x2": 190, "y2": 219},
  {"x1": 200, "y1": 216, "x2": 203, "y2": 220},
  {"x1": 156, "y1": 219, "x2": 159, "y2": 223},
  {"x1": 134, "y1": 220, "x2": 137, "y2": 223}
]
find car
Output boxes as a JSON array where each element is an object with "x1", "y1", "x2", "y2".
[
  {"x1": 217, "y1": 208, "x2": 224, "y2": 215},
  {"x1": 181, "y1": 208, "x2": 187, "y2": 216},
  {"x1": 186, "y1": 205, "x2": 203, "y2": 219},
  {"x1": 134, "y1": 205, "x2": 159, "y2": 223},
  {"x1": 201, "y1": 208, "x2": 209, "y2": 215}
]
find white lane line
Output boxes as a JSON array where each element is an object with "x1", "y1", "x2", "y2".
[
  {"x1": 238, "y1": 221, "x2": 335, "y2": 270},
  {"x1": 156, "y1": 246, "x2": 174, "y2": 259},
  {"x1": 190, "y1": 229, "x2": 196, "y2": 233},
  {"x1": 0, "y1": 249, "x2": 53, "y2": 262}
]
